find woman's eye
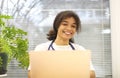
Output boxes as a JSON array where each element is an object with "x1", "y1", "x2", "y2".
[
  {"x1": 72, "y1": 25, "x2": 76, "y2": 28},
  {"x1": 62, "y1": 23, "x2": 68, "y2": 26}
]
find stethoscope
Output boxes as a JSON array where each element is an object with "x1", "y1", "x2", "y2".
[{"x1": 48, "y1": 40, "x2": 75, "y2": 50}]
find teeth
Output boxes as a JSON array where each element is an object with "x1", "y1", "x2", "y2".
[
  {"x1": 63, "y1": 31, "x2": 71, "y2": 34},
  {"x1": 63, "y1": 31, "x2": 72, "y2": 35},
  {"x1": 65, "y1": 32, "x2": 71, "y2": 34}
]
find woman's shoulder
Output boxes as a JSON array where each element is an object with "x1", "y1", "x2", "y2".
[
  {"x1": 34, "y1": 41, "x2": 52, "y2": 51},
  {"x1": 71, "y1": 43, "x2": 86, "y2": 50}
]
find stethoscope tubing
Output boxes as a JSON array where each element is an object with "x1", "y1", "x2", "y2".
[{"x1": 48, "y1": 40, "x2": 75, "y2": 50}]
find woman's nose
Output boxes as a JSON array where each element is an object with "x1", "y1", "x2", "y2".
[{"x1": 66, "y1": 25, "x2": 72, "y2": 30}]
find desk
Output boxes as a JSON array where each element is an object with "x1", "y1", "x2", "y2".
[{"x1": 0, "y1": 74, "x2": 7, "y2": 78}]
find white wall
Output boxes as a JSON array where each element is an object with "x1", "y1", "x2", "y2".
[{"x1": 110, "y1": 0, "x2": 120, "y2": 78}]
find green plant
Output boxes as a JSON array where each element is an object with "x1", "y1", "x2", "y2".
[{"x1": 0, "y1": 14, "x2": 29, "y2": 69}]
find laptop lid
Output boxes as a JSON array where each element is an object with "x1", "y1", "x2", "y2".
[{"x1": 29, "y1": 50, "x2": 91, "y2": 78}]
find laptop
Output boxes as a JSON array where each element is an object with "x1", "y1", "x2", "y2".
[{"x1": 29, "y1": 50, "x2": 91, "y2": 78}]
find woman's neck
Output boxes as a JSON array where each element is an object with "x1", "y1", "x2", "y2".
[{"x1": 54, "y1": 39, "x2": 69, "y2": 45}]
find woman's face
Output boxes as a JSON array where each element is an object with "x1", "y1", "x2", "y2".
[{"x1": 56, "y1": 17, "x2": 77, "y2": 41}]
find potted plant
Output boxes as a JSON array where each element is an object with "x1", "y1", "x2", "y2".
[
  {"x1": 0, "y1": 14, "x2": 29, "y2": 75},
  {"x1": 0, "y1": 51, "x2": 8, "y2": 75}
]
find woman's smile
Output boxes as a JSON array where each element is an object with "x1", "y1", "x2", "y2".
[{"x1": 62, "y1": 30, "x2": 73, "y2": 35}]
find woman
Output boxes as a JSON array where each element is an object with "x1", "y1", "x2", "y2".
[{"x1": 28, "y1": 10, "x2": 96, "y2": 78}]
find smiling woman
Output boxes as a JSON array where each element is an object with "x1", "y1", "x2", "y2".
[
  {"x1": 28, "y1": 10, "x2": 96, "y2": 78},
  {"x1": 55, "y1": 17, "x2": 77, "y2": 44},
  {"x1": 47, "y1": 10, "x2": 81, "y2": 43}
]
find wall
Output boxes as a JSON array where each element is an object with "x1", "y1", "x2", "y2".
[{"x1": 110, "y1": 0, "x2": 120, "y2": 78}]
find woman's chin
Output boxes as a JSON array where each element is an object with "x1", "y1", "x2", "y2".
[{"x1": 62, "y1": 37, "x2": 72, "y2": 40}]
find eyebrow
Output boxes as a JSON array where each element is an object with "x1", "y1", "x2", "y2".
[{"x1": 62, "y1": 21, "x2": 76, "y2": 25}]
